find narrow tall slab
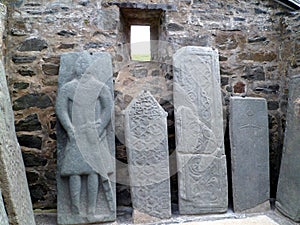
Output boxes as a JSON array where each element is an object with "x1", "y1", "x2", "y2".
[
  {"x1": 56, "y1": 51, "x2": 116, "y2": 224},
  {"x1": 0, "y1": 190, "x2": 9, "y2": 225},
  {"x1": 173, "y1": 46, "x2": 228, "y2": 214},
  {"x1": 276, "y1": 75, "x2": 300, "y2": 222},
  {"x1": 229, "y1": 97, "x2": 270, "y2": 212},
  {"x1": 0, "y1": 58, "x2": 36, "y2": 225},
  {"x1": 0, "y1": 4, "x2": 35, "y2": 225},
  {"x1": 125, "y1": 90, "x2": 171, "y2": 220}
]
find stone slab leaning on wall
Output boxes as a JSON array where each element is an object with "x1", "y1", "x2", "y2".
[
  {"x1": 229, "y1": 97, "x2": 270, "y2": 213},
  {"x1": 276, "y1": 75, "x2": 300, "y2": 222},
  {"x1": 173, "y1": 46, "x2": 228, "y2": 214},
  {"x1": 0, "y1": 189, "x2": 9, "y2": 225},
  {"x1": 56, "y1": 51, "x2": 116, "y2": 225},
  {"x1": 125, "y1": 90, "x2": 171, "y2": 223},
  {"x1": 0, "y1": 3, "x2": 36, "y2": 225}
]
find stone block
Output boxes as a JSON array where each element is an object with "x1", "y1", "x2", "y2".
[
  {"x1": 13, "y1": 93, "x2": 52, "y2": 110},
  {"x1": 242, "y1": 65, "x2": 265, "y2": 80},
  {"x1": 173, "y1": 46, "x2": 228, "y2": 214},
  {"x1": 0, "y1": 54, "x2": 36, "y2": 225},
  {"x1": 17, "y1": 66, "x2": 36, "y2": 76},
  {"x1": 18, "y1": 37, "x2": 48, "y2": 52},
  {"x1": 56, "y1": 51, "x2": 116, "y2": 224},
  {"x1": 17, "y1": 134, "x2": 42, "y2": 149},
  {"x1": 42, "y1": 63, "x2": 59, "y2": 75},
  {"x1": 12, "y1": 55, "x2": 37, "y2": 64},
  {"x1": 13, "y1": 82, "x2": 29, "y2": 90},
  {"x1": 229, "y1": 97, "x2": 270, "y2": 212},
  {"x1": 15, "y1": 114, "x2": 42, "y2": 132},
  {"x1": 57, "y1": 30, "x2": 77, "y2": 37},
  {"x1": 276, "y1": 75, "x2": 300, "y2": 222},
  {"x1": 125, "y1": 90, "x2": 171, "y2": 220},
  {"x1": 22, "y1": 152, "x2": 47, "y2": 167}
]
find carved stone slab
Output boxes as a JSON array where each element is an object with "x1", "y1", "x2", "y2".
[
  {"x1": 0, "y1": 189, "x2": 9, "y2": 225},
  {"x1": 173, "y1": 46, "x2": 228, "y2": 214},
  {"x1": 0, "y1": 61, "x2": 36, "y2": 225},
  {"x1": 125, "y1": 90, "x2": 171, "y2": 220},
  {"x1": 276, "y1": 75, "x2": 300, "y2": 222},
  {"x1": 56, "y1": 51, "x2": 116, "y2": 224},
  {"x1": 229, "y1": 97, "x2": 270, "y2": 212}
]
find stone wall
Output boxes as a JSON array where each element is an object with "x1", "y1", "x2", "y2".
[{"x1": 4, "y1": 0, "x2": 300, "y2": 209}]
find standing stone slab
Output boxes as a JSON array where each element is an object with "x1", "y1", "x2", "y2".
[
  {"x1": 0, "y1": 60, "x2": 36, "y2": 224},
  {"x1": 276, "y1": 75, "x2": 300, "y2": 222},
  {"x1": 56, "y1": 51, "x2": 116, "y2": 224},
  {"x1": 0, "y1": 189, "x2": 9, "y2": 225},
  {"x1": 0, "y1": 3, "x2": 35, "y2": 225},
  {"x1": 173, "y1": 46, "x2": 228, "y2": 214},
  {"x1": 125, "y1": 90, "x2": 171, "y2": 221},
  {"x1": 229, "y1": 97, "x2": 270, "y2": 212}
]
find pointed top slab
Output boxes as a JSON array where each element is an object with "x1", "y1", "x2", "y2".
[
  {"x1": 127, "y1": 90, "x2": 168, "y2": 120},
  {"x1": 125, "y1": 90, "x2": 171, "y2": 220}
]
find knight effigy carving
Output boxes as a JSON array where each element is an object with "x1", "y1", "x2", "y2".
[{"x1": 56, "y1": 51, "x2": 116, "y2": 225}]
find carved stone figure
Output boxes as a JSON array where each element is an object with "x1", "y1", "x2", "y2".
[
  {"x1": 56, "y1": 51, "x2": 115, "y2": 224},
  {"x1": 230, "y1": 97, "x2": 270, "y2": 212},
  {"x1": 125, "y1": 90, "x2": 171, "y2": 221},
  {"x1": 173, "y1": 46, "x2": 228, "y2": 214},
  {"x1": 276, "y1": 75, "x2": 300, "y2": 222}
]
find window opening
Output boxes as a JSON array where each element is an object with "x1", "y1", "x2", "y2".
[{"x1": 130, "y1": 25, "x2": 151, "y2": 61}]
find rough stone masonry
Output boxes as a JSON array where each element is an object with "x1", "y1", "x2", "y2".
[{"x1": 1, "y1": 0, "x2": 300, "y2": 211}]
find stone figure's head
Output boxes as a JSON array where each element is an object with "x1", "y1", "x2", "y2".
[{"x1": 74, "y1": 51, "x2": 92, "y2": 78}]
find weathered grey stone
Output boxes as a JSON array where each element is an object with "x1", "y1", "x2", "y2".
[
  {"x1": 12, "y1": 55, "x2": 37, "y2": 64},
  {"x1": 17, "y1": 66, "x2": 36, "y2": 76},
  {"x1": 276, "y1": 75, "x2": 300, "y2": 222},
  {"x1": 248, "y1": 36, "x2": 267, "y2": 43},
  {"x1": 15, "y1": 114, "x2": 42, "y2": 132},
  {"x1": 0, "y1": 189, "x2": 9, "y2": 225},
  {"x1": 7, "y1": 0, "x2": 23, "y2": 8},
  {"x1": 57, "y1": 30, "x2": 77, "y2": 37},
  {"x1": 22, "y1": 152, "x2": 47, "y2": 167},
  {"x1": 17, "y1": 134, "x2": 42, "y2": 149},
  {"x1": 173, "y1": 46, "x2": 228, "y2": 214},
  {"x1": 56, "y1": 51, "x2": 116, "y2": 224},
  {"x1": 58, "y1": 43, "x2": 75, "y2": 50},
  {"x1": 18, "y1": 37, "x2": 48, "y2": 51},
  {"x1": 94, "y1": 9, "x2": 119, "y2": 31},
  {"x1": 13, "y1": 93, "x2": 52, "y2": 110},
  {"x1": 125, "y1": 90, "x2": 171, "y2": 220},
  {"x1": 104, "y1": 2, "x2": 177, "y2": 11},
  {"x1": 83, "y1": 42, "x2": 112, "y2": 50},
  {"x1": 0, "y1": 53, "x2": 36, "y2": 225},
  {"x1": 242, "y1": 65, "x2": 265, "y2": 80},
  {"x1": 229, "y1": 97, "x2": 270, "y2": 212},
  {"x1": 13, "y1": 82, "x2": 29, "y2": 90},
  {"x1": 267, "y1": 101, "x2": 279, "y2": 110},
  {"x1": 42, "y1": 63, "x2": 59, "y2": 75}
]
